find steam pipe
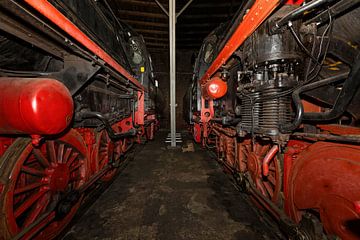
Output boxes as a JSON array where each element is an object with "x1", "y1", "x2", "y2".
[
  {"x1": 271, "y1": 0, "x2": 338, "y2": 34},
  {"x1": 303, "y1": 54, "x2": 360, "y2": 121},
  {"x1": 81, "y1": 112, "x2": 137, "y2": 141},
  {"x1": 262, "y1": 145, "x2": 279, "y2": 177},
  {"x1": 280, "y1": 72, "x2": 349, "y2": 132}
]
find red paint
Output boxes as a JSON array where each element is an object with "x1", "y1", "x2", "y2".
[
  {"x1": 199, "y1": 0, "x2": 280, "y2": 85},
  {"x1": 2, "y1": 129, "x2": 87, "y2": 239},
  {"x1": 283, "y1": 140, "x2": 310, "y2": 214},
  {"x1": 262, "y1": 145, "x2": 279, "y2": 177},
  {"x1": 203, "y1": 77, "x2": 228, "y2": 99},
  {"x1": 0, "y1": 78, "x2": 73, "y2": 135},
  {"x1": 354, "y1": 201, "x2": 360, "y2": 214},
  {"x1": 317, "y1": 124, "x2": 360, "y2": 135},
  {"x1": 285, "y1": 0, "x2": 304, "y2": 5},
  {"x1": 117, "y1": 116, "x2": 134, "y2": 133},
  {"x1": 135, "y1": 91, "x2": 145, "y2": 125},
  {"x1": 200, "y1": 97, "x2": 214, "y2": 123},
  {"x1": 193, "y1": 123, "x2": 202, "y2": 143},
  {"x1": 23, "y1": 0, "x2": 144, "y2": 90},
  {"x1": 287, "y1": 142, "x2": 360, "y2": 239}
]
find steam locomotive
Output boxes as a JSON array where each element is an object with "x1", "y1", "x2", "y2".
[
  {"x1": 0, "y1": 0, "x2": 160, "y2": 239},
  {"x1": 185, "y1": 0, "x2": 360, "y2": 239}
]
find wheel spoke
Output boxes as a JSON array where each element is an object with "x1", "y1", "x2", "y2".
[
  {"x1": 263, "y1": 181, "x2": 274, "y2": 197},
  {"x1": 70, "y1": 162, "x2": 82, "y2": 172},
  {"x1": 14, "y1": 182, "x2": 45, "y2": 195},
  {"x1": 23, "y1": 192, "x2": 50, "y2": 227},
  {"x1": 46, "y1": 141, "x2": 56, "y2": 163},
  {"x1": 32, "y1": 149, "x2": 50, "y2": 168},
  {"x1": 259, "y1": 146, "x2": 268, "y2": 157},
  {"x1": 63, "y1": 148, "x2": 72, "y2": 163},
  {"x1": 268, "y1": 166, "x2": 276, "y2": 171},
  {"x1": 267, "y1": 174, "x2": 276, "y2": 185},
  {"x1": 14, "y1": 189, "x2": 48, "y2": 218},
  {"x1": 57, "y1": 144, "x2": 65, "y2": 163},
  {"x1": 256, "y1": 179, "x2": 267, "y2": 196},
  {"x1": 69, "y1": 176, "x2": 82, "y2": 183},
  {"x1": 66, "y1": 152, "x2": 79, "y2": 167},
  {"x1": 21, "y1": 166, "x2": 46, "y2": 177}
]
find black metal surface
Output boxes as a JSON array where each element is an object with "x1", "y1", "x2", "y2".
[
  {"x1": 303, "y1": 54, "x2": 360, "y2": 121},
  {"x1": 80, "y1": 112, "x2": 137, "y2": 141}
]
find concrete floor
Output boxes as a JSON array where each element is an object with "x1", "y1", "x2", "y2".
[{"x1": 62, "y1": 131, "x2": 280, "y2": 240}]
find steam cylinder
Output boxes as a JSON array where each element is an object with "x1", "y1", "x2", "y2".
[{"x1": 0, "y1": 78, "x2": 73, "y2": 135}]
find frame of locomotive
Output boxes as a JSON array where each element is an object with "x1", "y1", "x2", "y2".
[
  {"x1": 185, "y1": 0, "x2": 360, "y2": 239},
  {"x1": 0, "y1": 0, "x2": 161, "y2": 239}
]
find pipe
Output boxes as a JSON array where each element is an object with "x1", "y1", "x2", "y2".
[
  {"x1": 271, "y1": 0, "x2": 338, "y2": 34},
  {"x1": 303, "y1": 54, "x2": 360, "y2": 121},
  {"x1": 280, "y1": 72, "x2": 349, "y2": 132},
  {"x1": 262, "y1": 145, "x2": 279, "y2": 177},
  {"x1": 304, "y1": 0, "x2": 360, "y2": 25},
  {"x1": 81, "y1": 112, "x2": 137, "y2": 141},
  {"x1": 22, "y1": 0, "x2": 144, "y2": 90},
  {"x1": 200, "y1": 0, "x2": 280, "y2": 85}
]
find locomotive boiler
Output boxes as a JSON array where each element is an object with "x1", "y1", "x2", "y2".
[
  {"x1": 185, "y1": 0, "x2": 360, "y2": 239},
  {"x1": 0, "y1": 0, "x2": 160, "y2": 239}
]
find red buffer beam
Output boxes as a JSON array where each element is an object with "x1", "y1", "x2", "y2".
[
  {"x1": 199, "y1": 0, "x2": 281, "y2": 85},
  {"x1": 23, "y1": 0, "x2": 144, "y2": 90}
]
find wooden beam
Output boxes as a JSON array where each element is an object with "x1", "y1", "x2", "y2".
[
  {"x1": 117, "y1": 10, "x2": 167, "y2": 19},
  {"x1": 146, "y1": 42, "x2": 169, "y2": 47},
  {"x1": 115, "y1": 0, "x2": 241, "y2": 9},
  {"x1": 143, "y1": 37, "x2": 168, "y2": 42},
  {"x1": 123, "y1": 20, "x2": 168, "y2": 28},
  {"x1": 135, "y1": 29, "x2": 168, "y2": 35},
  {"x1": 115, "y1": 0, "x2": 163, "y2": 8},
  {"x1": 177, "y1": 22, "x2": 218, "y2": 28},
  {"x1": 181, "y1": 14, "x2": 229, "y2": 19},
  {"x1": 118, "y1": 10, "x2": 229, "y2": 20}
]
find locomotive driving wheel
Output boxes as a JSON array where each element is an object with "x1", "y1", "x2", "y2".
[
  {"x1": 93, "y1": 130, "x2": 122, "y2": 182},
  {"x1": 240, "y1": 140, "x2": 282, "y2": 204},
  {"x1": 0, "y1": 130, "x2": 87, "y2": 240}
]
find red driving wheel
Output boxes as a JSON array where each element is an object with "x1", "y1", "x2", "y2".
[
  {"x1": 92, "y1": 130, "x2": 122, "y2": 182},
  {"x1": 240, "y1": 141, "x2": 282, "y2": 204},
  {"x1": 0, "y1": 129, "x2": 88, "y2": 240}
]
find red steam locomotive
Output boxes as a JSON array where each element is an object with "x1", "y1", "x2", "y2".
[
  {"x1": 184, "y1": 0, "x2": 360, "y2": 239},
  {"x1": 0, "y1": 0, "x2": 160, "y2": 239}
]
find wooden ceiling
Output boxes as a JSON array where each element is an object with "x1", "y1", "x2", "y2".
[{"x1": 108, "y1": 0, "x2": 242, "y2": 51}]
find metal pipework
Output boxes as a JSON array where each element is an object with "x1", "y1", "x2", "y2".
[
  {"x1": 303, "y1": 54, "x2": 360, "y2": 121},
  {"x1": 199, "y1": 0, "x2": 281, "y2": 85},
  {"x1": 262, "y1": 145, "x2": 279, "y2": 177},
  {"x1": 280, "y1": 72, "x2": 349, "y2": 132},
  {"x1": 80, "y1": 112, "x2": 137, "y2": 141},
  {"x1": 271, "y1": 0, "x2": 339, "y2": 34},
  {"x1": 304, "y1": 0, "x2": 360, "y2": 25}
]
